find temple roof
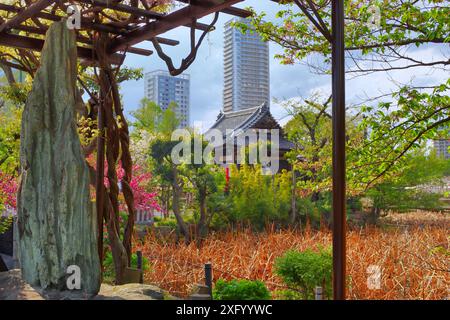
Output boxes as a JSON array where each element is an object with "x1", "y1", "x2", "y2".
[{"x1": 208, "y1": 102, "x2": 295, "y2": 151}]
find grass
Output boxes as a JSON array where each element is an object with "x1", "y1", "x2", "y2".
[{"x1": 135, "y1": 213, "x2": 449, "y2": 299}]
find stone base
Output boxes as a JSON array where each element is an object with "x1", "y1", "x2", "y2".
[
  {"x1": 0, "y1": 269, "x2": 173, "y2": 300},
  {"x1": 0, "y1": 254, "x2": 15, "y2": 270},
  {"x1": 0, "y1": 269, "x2": 44, "y2": 300}
]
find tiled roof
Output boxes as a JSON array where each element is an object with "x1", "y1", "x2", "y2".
[{"x1": 207, "y1": 102, "x2": 294, "y2": 151}]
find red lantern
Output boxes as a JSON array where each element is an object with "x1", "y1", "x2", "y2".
[{"x1": 224, "y1": 167, "x2": 230, "y2": 194}]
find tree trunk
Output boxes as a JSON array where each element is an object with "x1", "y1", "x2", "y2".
[
  {"x1": 367, "y1": 206, "x2": 381, "y2": 225},
  {"x1": 171, "y1": 168, "x2": 190, "y2": 243},
  {"x1": 104, "y1": 198, "x2": 128, "y2": 285},
  {"x1": 290, "y1": 170, "x2": 297, "y2": 224},
  {"x1": 94, "y1": 33, "x2": 136, "y2": 278},
  {"x1": 196, "y1": 194, "x2": 208, "y2": 244},
  {"x1": 17, "y1": 21, "x2": 100, "y2": 294},
  {"x1": 0, "y1": 61, "x2": 16, "y2": 85}
]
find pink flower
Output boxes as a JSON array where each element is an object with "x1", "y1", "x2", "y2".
[
  {"x1": 86, "y1": 155, "x2": 160, "y2": 212},
  {"x1": 0, "y1": 171, "x2": 18, "y2": 210}
]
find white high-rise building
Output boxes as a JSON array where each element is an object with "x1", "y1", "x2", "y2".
[
  {"x1": 223, "y1": 18, "x2": 270, "y2": 113},
  {"x1": 144, "y1": 70, "x2": 190, "y2": 128},
  {"x1": 434, "y1": 138, "x2": 450, "y2": 159}
]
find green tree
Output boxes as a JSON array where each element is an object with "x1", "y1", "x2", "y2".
[
  {"x1": 238, "y1": 0, "x2": 449, "y2": 188},
  {"x1": 150, "y1": 133, "x2": 220, "y2": 243},
  {"x1": 131, "y1": 99, "x2": 180, "y2": 138},
  {"x1": 365, "y1": 149, "x2": 450, "y2": 221},
  {"x1": 282, "y1": 95, "x2": 365, "y2": 223},
  {"x1": 283, "y1": 95, "x2": 333, "y2": 197},
  {"x1": 131, "y1": 98, "x2": 163, "y2": 133},
  {"x1": 150, "y1": 138, "x2": 191, "y2": 242},
  {"x1": 180, "y1": 136, "x2": 218, "y2": 242},
  {"x1": 238, "y1": 0, "x2": 448, "y2": 72},
  {"x1": 350, "y1": 83, "x2": 450, "y2": 189},
  {"x1": 132, "y1": 99, "x2": 181, "y2": 221},
  {"x1": 226, "y1": 164, "x2": 292, "y2": 229},
  {"x1": 0, "y1": 104, "x2": 22, "y2": 174}
]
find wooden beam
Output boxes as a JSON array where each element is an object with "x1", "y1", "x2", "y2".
[
  {"x1": 76, "y1": 0, "x2": 164, "y2": 19},
  {"x1": 0, "y1": 3, "x2": 179, "y2": 45},
  {"x1": 0, "y1": 59, "x2": 29, "y2": 72},
  {"x1": 119, "y1": 46, "x2": 153, "y2": 56},
  {"x1": 109, "y1": 0, "x2": 243, "y2": 53},
  {"x1": 0, "y1": 2, "x2": 130, "y2": 34},
  {"x1": 0, "y1": 0, "x2": 54, "y2": 33},
  {"x1": 183, "y1": 21, "x2": 214, "y2": 32},
  {"x1": 0, "y1": 3, "x2": 61, "y2": 26},
  {"x1": 16, "y1": 23, "x2": 177, "y2": 47},
  {"x1": 221, "y1": 6, "x2": 251, "y2": 18},
  {"x1": 0, "y1": 3, "x2": 127, "y2": 34},
  {"x1": 76, "y1": 0, "x2": 212, "y2": 31},
  {"x1": 0, "y1": 32, "x2": 124, "y2": 65},
  {"x1": 0, "y1": 3, "x2": 20, "y2": 13},
  {"x1": 7, "y1": 24, "x2": 153, "y2": 56},
  {"x1": 154, "y1": 37, "x2": 180, "y2": 46},
  {"x1": 175, "y1": 0, "x2": 251, "y2": 18},
  {"x1": 10, "y1": 24, "x2": 89, "y2": 42}
]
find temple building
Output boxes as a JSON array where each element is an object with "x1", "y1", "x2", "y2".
[{"x1": 207, "y1": 102, "x2": 294, "y2": 172}]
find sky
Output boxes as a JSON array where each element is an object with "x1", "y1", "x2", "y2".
[{"x1": 119, "y1": 0, "x2": 449, "y2": 131}]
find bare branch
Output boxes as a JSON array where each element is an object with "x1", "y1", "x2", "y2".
[{"x1": 151, "y1": 12, "x2": 219, "y2": 76}]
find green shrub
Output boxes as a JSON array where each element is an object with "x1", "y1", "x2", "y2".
[
  {"x1": 274, "y1": 248, "x2": 332, "y2": 299},
  {"x1": 213, "y1": 279, "x2": 271, "y2": 300},
  {"x1": 0, "y1": 216, "x2": 12, "y2": 234},
  {"x1": 155, "y1": 218, "x2": 178, "y2": 228},
  {"x1": 226, "y1": 165, "x2": 292, "y2": 229}
]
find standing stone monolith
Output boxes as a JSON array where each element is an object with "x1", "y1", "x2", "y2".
[{"x1": 17, "y1": 21, "x2": 100, "y2": 294}]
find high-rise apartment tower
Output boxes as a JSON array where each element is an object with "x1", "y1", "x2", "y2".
[
  {"x1": 223, "y1": 18, "x2": 270, "y2": 113},
  {"x1": 144, "y1": 70, "x2": 190, "y2": 128}
]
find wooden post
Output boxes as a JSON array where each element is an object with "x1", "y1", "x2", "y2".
[
  {"x1": 136, "y1": 250, "x2": 143, "y2": 284},
  {"x1": 331, "y1": 0, "x2": 347, "y2": 300},
  {"x1": 205, "y1": 262, "x2": 213, "y2": 299}
]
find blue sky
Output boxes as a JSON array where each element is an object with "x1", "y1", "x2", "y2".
[
  {"x1": 119, "y1": 1, "x2": 448, "y2": 130},
  {"x1": 119, "y1": 0, "x2": 328, "y2": 129}
]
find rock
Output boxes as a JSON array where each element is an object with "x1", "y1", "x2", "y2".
[
  {"x1": 123, "y1": 267, "x2": 142, "y2": 284},
  {"x1": 17, "y1": 21, "x2": 100, "y2": 294},
  {"x1": 95, "y1": 283, "x2": 167, "y2": 300},
  {"x1": 0, "y1": 254, "x2": 14, "y2": 270},
  {"x1": 0, "y1": 269, "x2": 44, "y2": 300},
  {"x1": 0, "y1": 270, "x2": 170, "y2": 300},
  {"x1": 188, "y1": 284, "x2": 211, "y2": 300},
  {"x1": 189, "y1": 294, "x2": 211, "y2": 300}
]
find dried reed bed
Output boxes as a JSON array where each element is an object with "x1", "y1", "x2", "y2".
[
  {"x1": 381, "y1": 210, "x2": 450, "y2": 227},
  {"x1": 136, "y1": 219, "x2": 449, "y2": 299}
]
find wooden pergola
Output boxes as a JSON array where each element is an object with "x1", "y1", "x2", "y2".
[
  {"x1": 0, "y1": 0, "x2": 347, "y2": 300},
  {"x1": 0, "y1": 0, "x2": 250, "y2": 68}
]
